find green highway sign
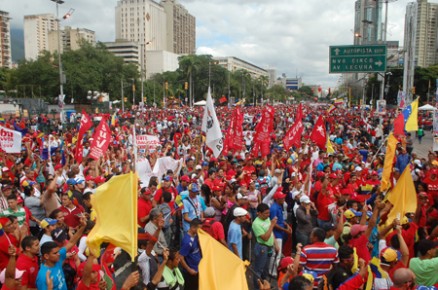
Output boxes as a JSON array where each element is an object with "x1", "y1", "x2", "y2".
[{"x1": 329, "y1": 45, "x2": 387, "y2": 73}]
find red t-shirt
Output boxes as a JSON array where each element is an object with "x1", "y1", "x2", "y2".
[
  {"x1": 76, "y1": 280, "x2": 100, "y2": 290},
  {"x1": 316, "y1": 192, "x2": 334, "y2": 221},
  {"x1": 16, "y1": 254, "x2": 39, "y2": 288},
  {"x1": 60, "y1": 205, "x2": 84, "y2": 228},
  {"x1": 385, "y1": 223, "x2": 418, "y2": 261},
  {"x1": 211, "y1": 221, "x2": 225, "y2": 241},
  {"x1": 137, "y1": 198, "x2": 152, "y2": 228},
  {"x1": 0, "y1": 234, "x2": 19, "y2": 271},
  {"x1": 349, "y1": 235, "x2": 371, "y2": 262}
]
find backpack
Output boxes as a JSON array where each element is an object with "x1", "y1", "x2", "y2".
[{"x1": 201, "y1": 218, "x2": 216, "y2": 236}]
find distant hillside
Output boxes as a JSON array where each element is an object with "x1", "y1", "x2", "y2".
[{"x1": 11, "y1": 27, "x2": 24, "y2": 63}]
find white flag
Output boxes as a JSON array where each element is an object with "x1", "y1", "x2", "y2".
[
  {"x1": 201, "y1": 87, "x2": 223, "y2": 158},
  {"x1": 0, "y1": 126, "x2": 22, "y2": 153}
]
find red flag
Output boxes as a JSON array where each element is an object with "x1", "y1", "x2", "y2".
[
  {"x1": 74, "y1": 111, "x2": 93, "y2": 163},
  {"x1": 283, "y1": 104, "x2": 303, "y2": 150},
  {"x1": 219, "y1": 96, "x2": 227, "y2": 104},
  {"x1": 310, "y1": 115, "x2": 326, "y2": 150},
  {"x1": 89, "y1": 118, "x2": 111, "y2": 160},
  {"x1": 224, "y1": 107, "x2": 244, "y2": 152},
  {"x1": 393, "y1": 113, "x2": 405, "y2": 136},
  {"x1": 252, "y1": 106, "x2": 275, "y2": 157}
]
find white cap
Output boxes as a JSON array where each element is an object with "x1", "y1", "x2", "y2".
[
  {"x1": 300, "y1": 195, "x2": 311, "y2": 204},
  {"x1": 292, "y1": 190, "x2": 302, "y2": 199},
  {"x1": 195, "y1": 165, "x2": 202, "y2": 170},
  {"x1": 355, "y1": 166, "x2": 362, "y2": 172},
  {"x1": 233, "y1": 207, "x2": 248, "y2": 217},
  {"x1": 236, "y1": 193, "x2": 248, "y2": 200}
]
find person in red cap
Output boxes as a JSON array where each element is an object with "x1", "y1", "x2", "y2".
[{"x1": 176, "y1": 176, "x2": 190, "y2": 194}]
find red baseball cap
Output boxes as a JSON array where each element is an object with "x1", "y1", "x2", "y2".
[
  {"x1": 273, "y1": 191, "x2": 287, "y2": 200},
  {"x1": 180, "y1": 175, "x2": 190, "y2": 182}
]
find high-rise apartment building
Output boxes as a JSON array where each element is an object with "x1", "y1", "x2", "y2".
[
  {"x1": 162, "y1": 0, "x2": 195, "y2": 54},
  {"x1": 24, "y1": 14, "x2": 58, "y2": 60},
  {"x1": 48, "y1": 26, "x2": 96, "y2": 54},
  {"x1": 115, "y1": 0, "x2": 196, "y2": 78},
  {"x1": 0, "y1": 11, "x2": 12, "y2": 68},
  {"x1": 412, "y1": 0, "x2": 438, "y2": 68},
  {"x1": 353, "y1": 0, "x2": 383, "y2": 44}
]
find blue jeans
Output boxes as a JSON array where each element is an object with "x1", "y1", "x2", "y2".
[
  {"x1": 317, "y1": 218, "x2": 332, "y2": 229},
  {"x1": 253, "y1": 243, "x2": 272, "y2": 290}
]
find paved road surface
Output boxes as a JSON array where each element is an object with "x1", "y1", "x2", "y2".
[{"x1": 412, "y1": 130, "x2": 434, "y2": 159}]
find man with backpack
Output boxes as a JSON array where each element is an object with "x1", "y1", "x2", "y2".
[
  {"x1": 182, "y1": 183, "x2": 204, "y2": 234},
  {"x1": 202, "y1": 207, "x2": 227, "y2": 246}
]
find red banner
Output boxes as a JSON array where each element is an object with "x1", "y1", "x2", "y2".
[
  {"x1": 310, "y1": 115, "x2": 327, "y2": 150},
  {"x1": 89, "y1": 118, "x2": 111, "y2": 160},
  {"x1": 283, "y1": 104, "x2": 303, "y2": 150},
  {"x1": 75, "y1": 111, "x2": 93, "y2": 163},
  {"x1": 252, "y1": 106, "x2": 275, "y2": 157},
  {"x1": 224, "y1": 107, "x2": 244, "y2": 153}
]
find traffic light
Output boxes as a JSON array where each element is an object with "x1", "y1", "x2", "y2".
[
  {"x1": 184, "y1": 82, "x2": 188, "y2": 90},
  {"x1": 165, "y1": 81, "x2": 168, "y2": 90}
]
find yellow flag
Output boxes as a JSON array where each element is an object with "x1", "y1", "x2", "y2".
[
  {"x1": 198, "y1": 229, "x2": 249, "y2": 290},
  {"x1": 405, "y1": 98, "x2": 419, "y2": 132},
  {"x1": 86, "y1": 172, "x2": 138, "y2": 261},
  {"x1": 386, "y1": 166, "x2": 417, "y2": 225},
  {"x1": 326, "y1": 136, "x2": 335, "y2": 154},
  {"x1": 380, "y1": 133, "x2": 398, "y2": 192}
]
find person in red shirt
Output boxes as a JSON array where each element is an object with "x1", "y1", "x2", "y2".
[
  {"x1": 138, "y1": 188, "x2": 153, "y2": 228},
  {"x1": 385, "y1": 216, "x2": 418, "y2": 261},
  {"x1": 0, "y1": 217, "x2": 19, "y2": 272},
  {"x1": 153, "y1": 176, "x2": 177, "y2": 208},
  {"x1": 16, "y1": 236, "x2": 40, "y2": 289},
  {"x1": 202, "y1": 207, "x2": 227, "y2": 247},
  {"x1": 0, "y1": 245, "x2": 24, "y2": 290},
  {"x1": 316, "y1": 178, "x2": 335, "y2": 227},
  {"x1": 422, "y1": 168, "x2": 438, "y2": 204},
  {"x1": 59, "y1": 192, "x2": 84, "y2": 229}
]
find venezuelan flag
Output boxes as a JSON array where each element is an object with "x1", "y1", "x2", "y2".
[
  {"x1": 111, "y1": 113, "x2": 117, "y2": 127},
  {"x1": 402, "y1": 98, "x2": 419, "y2": 132}
]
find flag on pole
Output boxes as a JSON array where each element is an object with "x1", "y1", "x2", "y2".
[
  {"x1": 89, "y1": 118, "x2": 111, "y2": 160},
  {"x1": 198, "y1": 229, "x2": 249, "y2": 290},
  {"x1": 86, "y1": 172, "x2": 138, "y2": 261},
  {"x1": 402, "y1": 98, "x2": 419, "y2": 132},
  {"x1": 385, "y1": 166, "x2": 417, "y2": 225},
  {"x1": 310, "y1": 115, "x2": 326, "y2": 150},
  {"x1": 380, "y1": 133, "x2": 398, "y2": 192},
  {"x1": 393, "y1": 113, "x2": 405, "y2": 136},
  {"x1": 283, "y1": 104, "x2": 303, "y2": 150},
  {"x1": 201, "y1": 87, "x2": 223, "y2": 158},
  {"x1": 326, "y1": 136, "x2": 335, "y2": 154}
]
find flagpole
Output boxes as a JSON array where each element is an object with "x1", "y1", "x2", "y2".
[{"x1": 133, "y1": 122, "x2": 138, "y2": 173}]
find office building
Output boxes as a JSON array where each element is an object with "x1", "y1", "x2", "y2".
[
  {"x1": 412, "y1": 0, "x2": 438, "y2": 68},
  {"x1": 145, "y1": 50, "x2": 179, "y2": 78},
  {"x1": 162, "y1": 0, "x2": 196, "y2": 54},
  {"x1": 353, "y1": 0, "x2": 383, "y2": 44},
  {"x1": 24, "y1": 14, "x2": 58, "y2": 60},
  {"x1": 0, "y1": 11, "x2": 11, "y2": 68}
]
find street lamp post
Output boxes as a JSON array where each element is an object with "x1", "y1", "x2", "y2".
[{"x1": 51, "y1": 0, "x2": 65, "y2": 106}]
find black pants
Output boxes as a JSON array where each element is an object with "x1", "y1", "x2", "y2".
[{"x1": 183, "y1": 272, "x2": 199, "y2": 290}]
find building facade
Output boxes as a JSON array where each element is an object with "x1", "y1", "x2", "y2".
[
  {"x1": 162, "y1": 0, "x2": 195, "y2": 54},
  {"x1": 0, "y1": 11, "x2": 11, "y2": 68},
  {"x1": 213, "y1": 56, "x2": 269, "y2": 80},
  {"x1": 48, "y1": 26, "x2": 96, "y2": 54},
  {"x1": 353, "y1": 0, "x2": 383, "y2": 45},
  {"x1": 24, "y1": 14, "x2": 58, "y2": 60},
  {"x1": 413, "y1": 0, "x2": 438, "y2": 68},
  {"x1": 103, "y1": 40, "x2": 140, "y2": 67}
]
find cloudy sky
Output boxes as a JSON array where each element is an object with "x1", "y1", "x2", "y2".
[{"x1": 1, "y1": 0, "x2": 433, "y2": 89}]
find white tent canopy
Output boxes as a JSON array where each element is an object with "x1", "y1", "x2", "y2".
[
  {"x1": 418, "y1": 104, "x2": 436, "y2": 111},
  {"x1": 194, "y1": 100, "x2": 206, "y2": 106}
]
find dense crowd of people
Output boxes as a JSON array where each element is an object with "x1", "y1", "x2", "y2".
[{"x1": 0, "y1": 103, "x2": 437, "y2": 290}]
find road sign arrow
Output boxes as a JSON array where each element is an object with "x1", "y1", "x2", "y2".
[
  {"x1": 334, "y1": 48, "x2": 340, "y2": 56},
  {"x1": 375, "y1": 61, "x2": 383, "y2": 66}
]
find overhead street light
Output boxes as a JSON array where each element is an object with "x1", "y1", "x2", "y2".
[{"x1": 50, "y1": 0, "x2": 66, "y2": 110}]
